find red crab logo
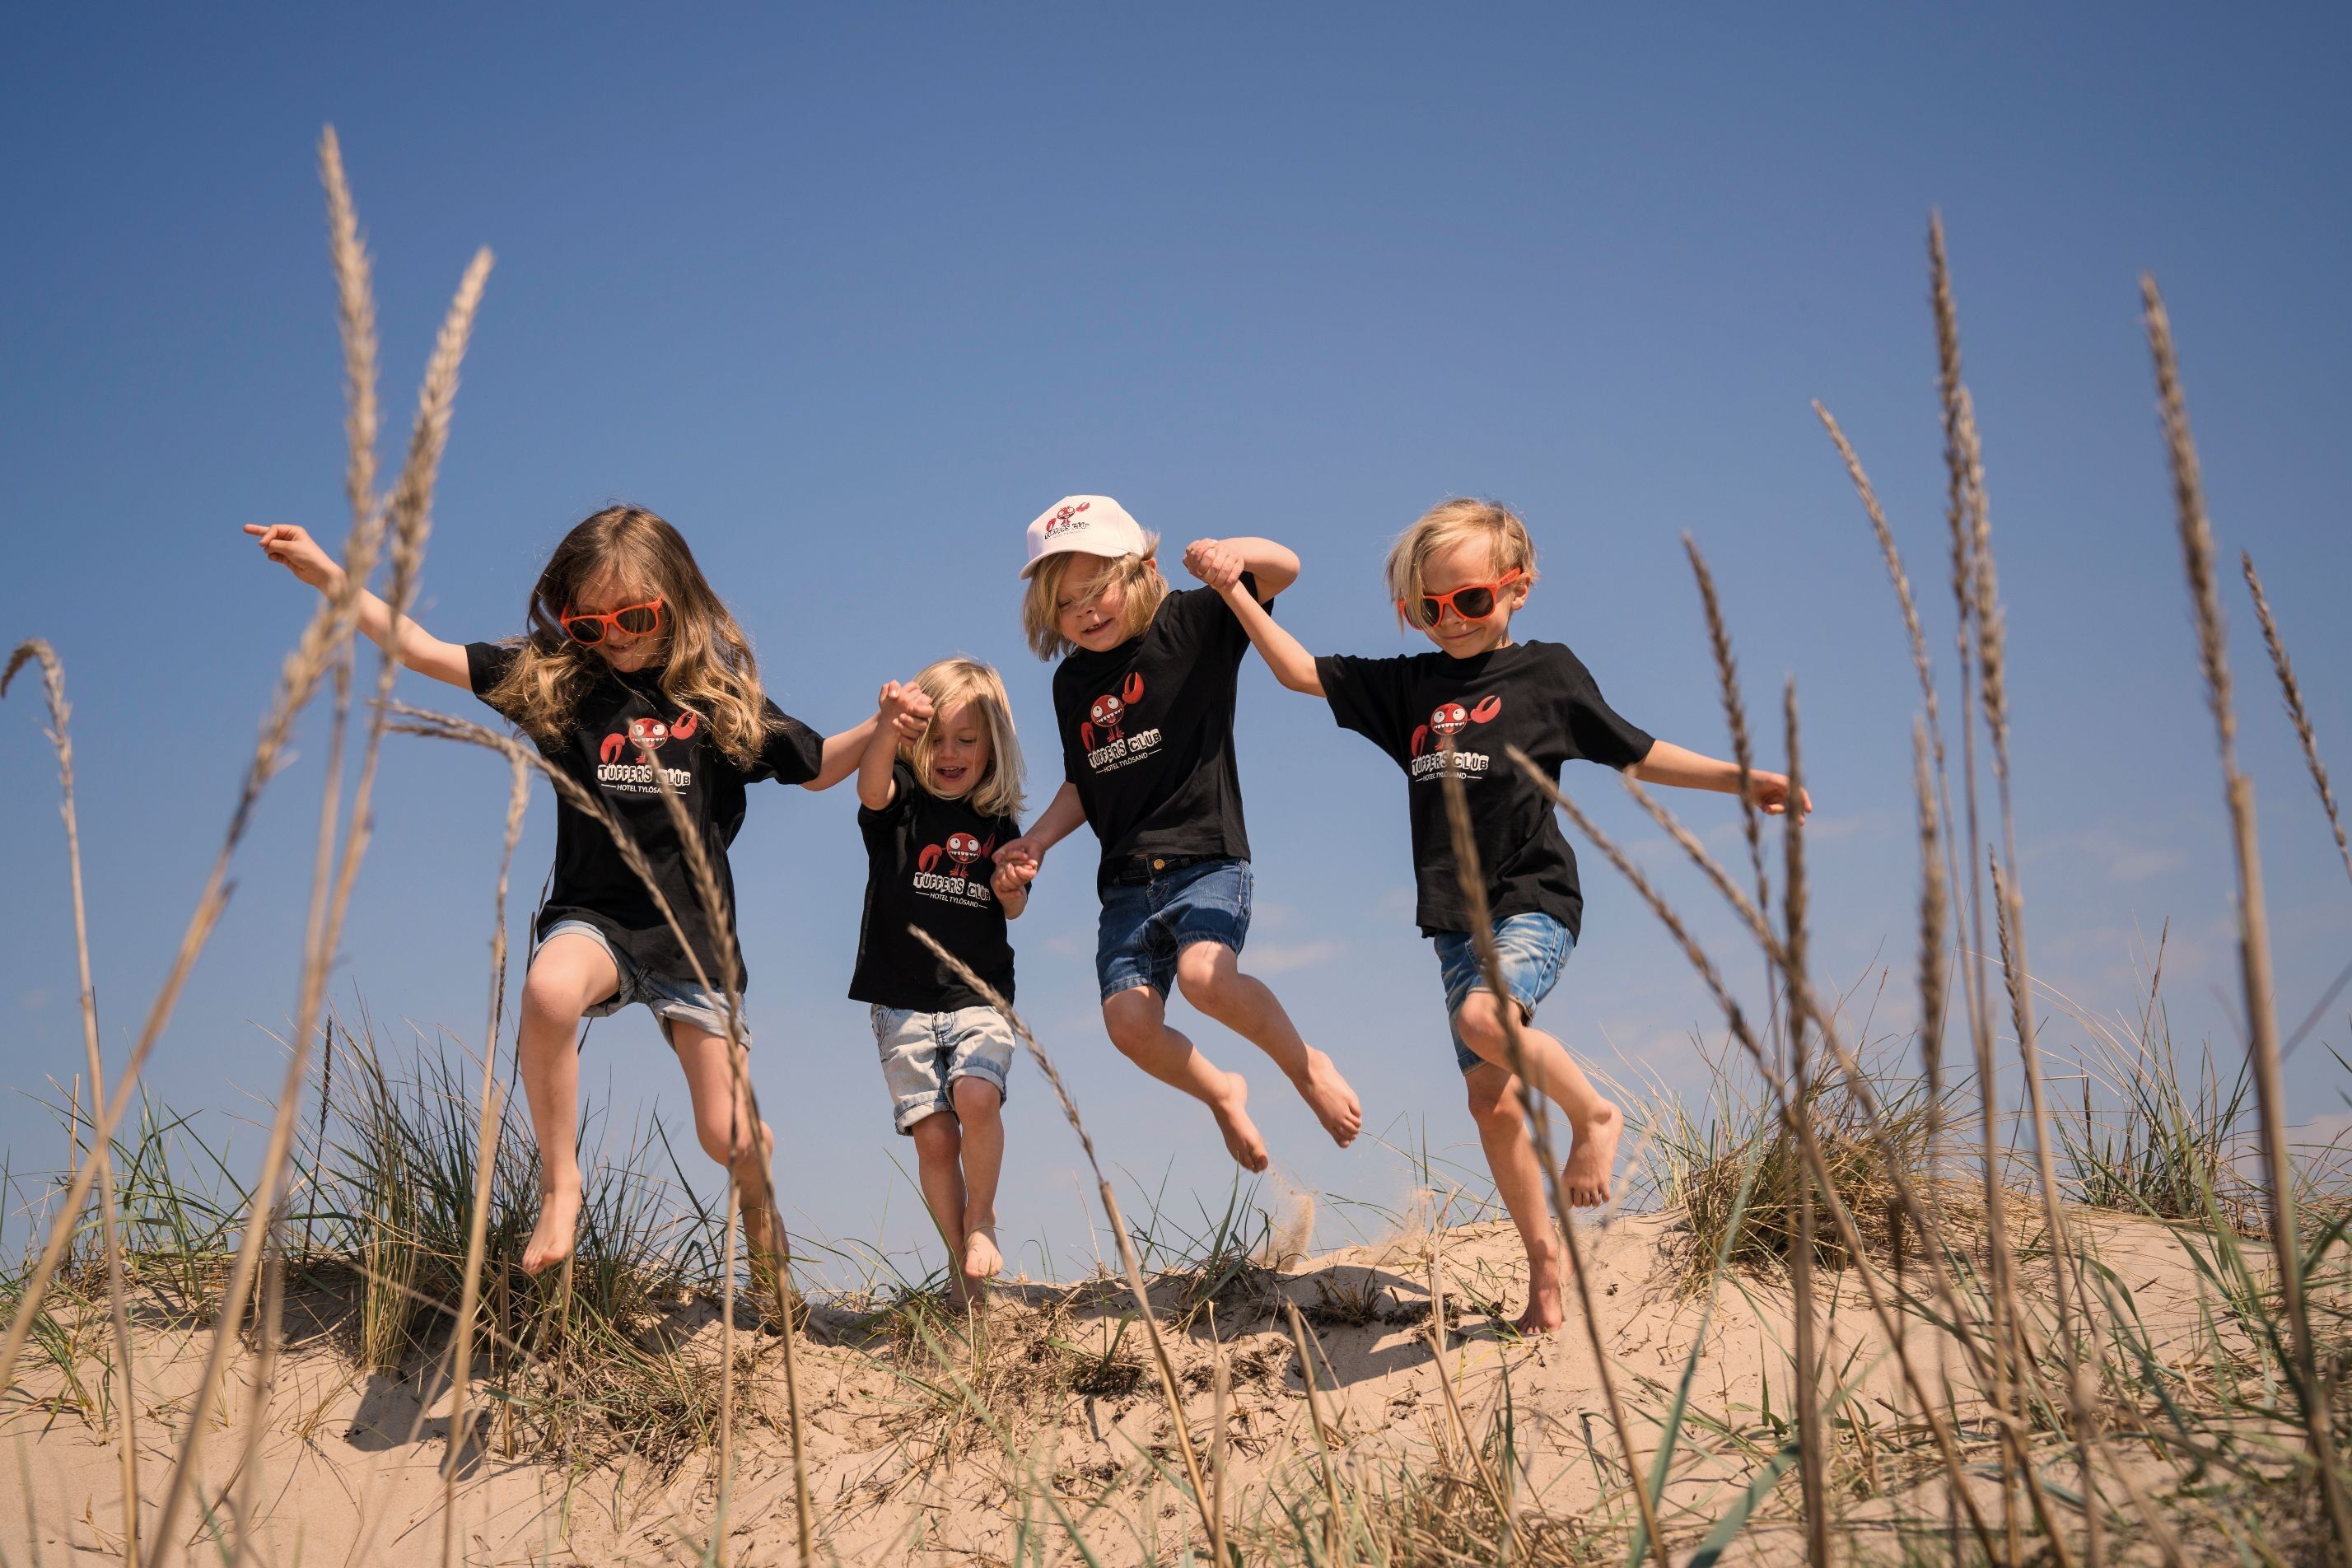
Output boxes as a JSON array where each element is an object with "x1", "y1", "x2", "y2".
[
  {"x1": 916, "y1": 830, "x2": 995, "y2": 880},
  {"x1": 599, "y1": 709, "x2": 700, "y2": 763},
  {"x1": 1080, "y1": 672, "x2": 1147, "y2": 750},
  {"x1": 1043, "y1": 500, "x2": 1091, "y2": 537},
  {"x1": 1410, "y1": 694, "x2": 1501, "y2": 758}
]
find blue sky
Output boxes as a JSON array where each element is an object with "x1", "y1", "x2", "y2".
[{"x1": 5, "y1": 6, "x2": 2349, "y2": 1277}]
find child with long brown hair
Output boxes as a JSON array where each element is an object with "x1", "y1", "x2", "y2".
[
  {"x1": 245, "y1": 506, "x2": 871, "y2": 1290},
  {"x1": 850, "y1": 656, "x2": 1029, "y2": 1307},
  {"x1": 992, "y1": 496, "x2": 1363, "y2": 1173}
]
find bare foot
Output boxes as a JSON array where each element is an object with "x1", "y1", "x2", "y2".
[
  {"x1": 1208, "y1": 1071, "x2": 1271, "y2": 1173},
  {"x1": 1292, "y1": 1047, "x2": 1363, "y2": 1148},
  {"x1": 1562, "y1": 1099, "x2": 1623, "y2": 1207},
  {"x1": 962, "y1": 1225, "x2": 1003, "y2": 1286},
  {"x1": 1515, "y1": 1275, "x2": 1566, "y2": 1337},
  {"x1": 523, "y1": 1182, "x2": 582, "y2": 1276}
]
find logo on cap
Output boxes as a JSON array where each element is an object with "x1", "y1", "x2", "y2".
[{"x1": 1043, "y1": 501, "x2": 1090, "y2": 538}]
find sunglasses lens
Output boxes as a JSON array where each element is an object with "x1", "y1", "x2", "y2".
[
  {"x1": 1412, "y1": 598, "x2": 1441, "y2": 628},
  {"x1": 614, "y1": 604, "x2": 660, "y2": 636},
  {"x1": 563, "y1": 616, "x2": 605, "y2": 645},
  {"x1": 1454, "y1": 586, "x2": 1496, "y2": 619}
]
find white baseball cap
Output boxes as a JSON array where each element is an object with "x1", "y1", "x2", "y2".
[{"x1": 1020, "y1": 494, "x2": 1149, "y2": 579}]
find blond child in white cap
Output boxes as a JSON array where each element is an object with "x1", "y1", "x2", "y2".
[{"x1": 992, "y1": 497, "x2": 1362, "y2": 1171}]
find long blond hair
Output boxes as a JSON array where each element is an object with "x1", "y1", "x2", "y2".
[
  {"x1": 485, "y1": 506, "x2": 774, "y2": 768},
  {"x1": 1020, "y1": 541, "x2": 1168, "y2": 660},
  {"x1": 902, "y1": 657, "x2": 1024, "y2": 819}
]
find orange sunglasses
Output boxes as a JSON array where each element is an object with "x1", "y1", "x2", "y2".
[
  {"x1": 559, "y1": 596, "x2": 664, "y2": 645},
  {"x1": 1402, "y1": 569, "x2": 1524, "y2": 629}
]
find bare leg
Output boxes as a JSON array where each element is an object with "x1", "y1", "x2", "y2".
[
  {"x1": 670, "y1": 1020, "x2": 787, "y2": 1302},
  {"x1": 1454, "y1": 992, "x2": 1623, "y2": 1206},
  {"x1": 1464, "y1": 1063, "x2": 1565, "y2": 1335},
  {"x1": 907, "y1": 1111, "x2": 973, "y2": 1304},
  {"x1": 950, "y1": 1077, "x2": 1005, "y2": 1294},
  {"x1": 1101, "y1": 986, "x2": 1269, "y2": 1173},
  {"x1": 515, "y1": 934, "x2": 618, "y2": 1276},
  {"x1": 1173, "y1": 941, "x2": 1362, "y2": 1146}
]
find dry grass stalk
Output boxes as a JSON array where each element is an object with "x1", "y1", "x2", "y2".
[
  {"x1": 152, "y1": 232, "x2": 494, "y2": 1563},
  {"x1": 1911, "y1": 724, "x2": 1948, "y2": 1127},
  {"x1": 1209, "y1": 1303, "x2": 1230, "y2": 1568},
  {"x1": 319, "y1": 128, "x2": 377, "y2": 541},
  {"x1": 1509, "y1": 745, "x2": 2008, "y2": 1558},
  {"x1": 908, "y1": 925, "x2": 1219, "y2": 1551},
  {"x1": 1780, "y1": 684, "x2": 1832, "y2": 1568},
  {"x1": 1682, "y1": 535, "x2": 1769, "y2": 913},
  {"x1": 3, "y1": 642, "x2": 142, "y2": 1565},
  {"x1": 442, "y1": 750, "x2": 530, "y2": 1568},
  {"x1": 1928, "y1": 221, "x2": 2029, "y2": 1558},
  {"x1": 1952, "y1": 310, "x2": 2098, "y2": 1556},
  {"x1": 1430, "y1": 743, "x2": 1672, "y2": 1568},
  {"x1": 2242, "y1": 550, "x2": 2352, "y2": 892},
  {"x1": 2142, "y1": 274, "x2": 2352, "y2": 1555},
  {"x1": 1283, "y1": 1298, "x2": 1350, "y2": 1560}
]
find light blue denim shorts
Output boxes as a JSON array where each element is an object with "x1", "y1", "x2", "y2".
[
  {"x1": 1431, "y1": 912, "x2": 1575, "y2": 1074},
  {"x1": 538, "y1": 918, "x2": 747, "y2": 1043},
  {"x1": 871, "y1": 1005, "x2": 1016, "y2": 1134},
  {"x1": 1095, "y1": 856, "x2": 1253, "y2": 1001}
]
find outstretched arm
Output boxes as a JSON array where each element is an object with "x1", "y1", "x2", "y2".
[
  {"x1": 1183, "y1": 535, "x2": 1299, "y2": 600},
  {"x1": 243, "y1": 523, "x2": 470, "y2": 688},
  {"x1": 1186, "y1": 539, "x2": 1323, "y2": 696},
  {"x1": 856, "y1": 681, "x2": 934, "y2": 810},
  {"x1": 1627, "y1": 739, "x2": 1812, "y2": 816},
  {"x1": 804, "y1": 714, "x2": 881, "y2": 791}
]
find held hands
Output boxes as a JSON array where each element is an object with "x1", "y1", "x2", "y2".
[
  {"x1": 244, "y1": 523, "x2": 341, "y2": 591},
  {"x1": 992, "y1": 836, "x2": 1044, "y2": 882},
  {"x1": 990, "y1": 855, "x2": 1037, "y2": 903},
  {"x1": 876, "y1": 680, "x2": 935, "y2": 741},
  {"x1": 1182, "y1": 538, "x2": 1246, "y2": 593}
]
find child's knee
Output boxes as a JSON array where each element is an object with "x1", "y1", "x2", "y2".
[
  {"x1": 950, "y1": 1076, "x2": 1002, "y2": 1121},
  {"x1": 1463, "y1": 1066, "x2": 1521, "y2": 1130},
  {"x1": 1452, "y1": 991, "x2": 1510, "y2": 1059},
  {"x1": 1173, "y1": 944, "x2": 1235, "y2": 1012},
  {"x1": 1102, "y1": 990, "x2": 1161, "y2": 1058},
  {"x1": 698, "y1": 1113, "x2": 770, "y2": 1167},
  {"x1": 909, "y1": 1110, "x2": 960, "y2": 1157}
]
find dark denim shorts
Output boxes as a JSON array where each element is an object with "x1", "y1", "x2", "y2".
[
  {"x1": 1431, "y1": 912, "x2": 1574, "y2": 1074},
  {"x1": 1095, "y1": 856, "x2": 1253, "y2": 1000}
]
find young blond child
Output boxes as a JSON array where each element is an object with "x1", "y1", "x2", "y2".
[
  {"x1": 850, "y1": 658, "x2": 1029, "y2": 1308},
  {"x1": 992, "y1": 497, "x2": 1362, "y2": 1173},
  {"x1": 1196, "y1": 497, "x2": 1808, "y2": 1334},
  {"x1": 245, "y1": 507, "x2": 871, "y2": 1299}
]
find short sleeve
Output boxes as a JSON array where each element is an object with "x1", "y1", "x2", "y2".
[
  {"x1": 464, "y1": 641, "x2": 520, "y2": 701},
  {"x1": 754, "y1": 702, "x2": 826, "y2": 786},
  {"x1": 1318, "y1": 653, "x2": 1415, "y2": 764},
  {"x1": 856, "y1": 761, "x2": 918, "y2": 827},
  {"x1": 1558, "y1": 652, "x2": 1654, "y2": 770}
]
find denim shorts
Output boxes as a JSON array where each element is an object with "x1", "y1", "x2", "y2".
[
  {"x1": 538, "y1": 919, "x2": 747, "y2": 1043},
  {"x1": 1095, "y1": 856, "x2": 1253, "y2": 1001},
  {"x1": 871, "y1": 1005, "x2": 1016, "y2": 1134},
  {"x1": 1432, "y1": 912, "x2": 1575, "y2": 1074}
]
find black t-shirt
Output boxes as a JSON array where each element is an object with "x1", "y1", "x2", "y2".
[
  {"x1": 1052, "y1": 576, "x2": 1269, "y2": 884},
  {"x1": 466, "y1": 642, "x2": 824, "y2": 988},
  {"x1": 849, "y1": 762, "x2": 1022, "y2": 1011},
  {"x1": 1317, "y1": 640, "x2": 1654, "y2": 939}
]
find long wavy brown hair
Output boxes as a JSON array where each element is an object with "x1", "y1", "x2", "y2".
[{"x1": 484, "y1": 506, "x2": 774, "y2": 767}]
